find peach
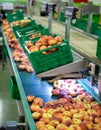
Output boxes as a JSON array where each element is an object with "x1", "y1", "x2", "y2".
[
  {"x1": 48, "y1": 39, "x2": 57, "y2": 45},
  {"x1": 42, "y1": 113, "x2": 52, "y2": 119},
  {"x1": 33, "y1": 97, "x2": 43, "y2": 107},
  {"x1": 26, "y1": 95, "x2": 35, "y2": 102},
  {"x1": 32, "y1": 111, "x2": 42, "y2": 120},
  {"x1": 72, "y1": 118, "x2": 82, "y2": 125},
  {"x1": 51, "y1": 89, "x2": 60, "y2": 95},
  {"x1": 39, "y1": 45, "x2": 47, "y2": 50},
  {"x1": 36, "y1": 121, "x2": 46, "y2": 129},
  {"x1": 29, "y1": 46, "x2": 39, "y2": 52},
  {"x1": 79, "y1": 122, "x2": 88, "y2": 130},
  {"x1": 30, "y1": 104, "x2": 40, "y2": 112},
  {"x1": 56, "y1": 123, "x2": 69, "y2": 130},
  {"x1": 63, "y1": 111, "x2": 72, "y2": 118},
  {"x1": 46, "y1": 124, "x2": 56, "y2": 130},
  {"x1": 40, "y1": 117, "x2": 50, "y2": 124}
]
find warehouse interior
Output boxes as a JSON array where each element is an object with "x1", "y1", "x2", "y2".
[{"x1": 0, "y1": 0, "x2": 101, "y2": 130}]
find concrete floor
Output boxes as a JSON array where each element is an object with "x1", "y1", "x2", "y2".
[{"x1": 0, "y1": 61, "x2": 18, "y2": 126}]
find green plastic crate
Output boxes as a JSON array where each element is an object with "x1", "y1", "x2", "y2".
[
  {"x1": 26, "y1": 28, "x2": 50, "y2": 39},
  {"x1": 10, "y1": 76, "x2": 20, "y2": 100},
  {"x1": 91, "y1": 22, "x2": 101, "y2": 37},
  {"x1": 96, "y1": 37, "x2": 101, "y2": 60},
  {"x1": 59, "y1": 12, "x2": 66, "y2": 23},
  {"x1": 25, "y1": 39, "x2": 73, "y2": 74},
  {"x1": 16, "y1": 24, "x2": 46, "y2": 38},
  {"x1": 12, "y1": 18, "x2": 36, "y2": 36},
  {"x1": 6, "y1": 10, "x2": 24, "y2": 23}
]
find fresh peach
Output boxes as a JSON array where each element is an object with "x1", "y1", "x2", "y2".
[
  {"x1": 56, "y1": 123, "x2": 69, "y2": 130},
  {"x1": 32, "y1": 111, "x2": 42, "y2": 120},
  {"x1": 26, "y1": 95, "x2": 35, "y2": 102}
]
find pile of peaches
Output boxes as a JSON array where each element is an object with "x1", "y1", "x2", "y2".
[
  {"x1": 11, "y1": 18, "x2": 31, "y2": 26},
  {"x1": 2, "y1": 19, "x2": 33, "y2": 72},
  {"x1": 26, "y1": 35, "x2": 63, "y2": 54},
  {"x1": 51, "y1": 79, "x2": 85, "y2": 97},
  {"x1": 27, "y1": 79, "x2": 101, "y2": 130}
]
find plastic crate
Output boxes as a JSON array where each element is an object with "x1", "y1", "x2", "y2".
[
  {"x1": 10, "y1": 76, "x2": 20, "y2": 100},
  {"x1": 96, "y1": 37, "x2": 101, "y2": 60},
  {"x1": 25, "y1": 39, "x2": 73, "y2": 74},
  {"x1": 12, "y1": 18, "x2": 36, "y2": 37},
  {"x1": 27, "y1": 28, "x2": 50, "y2": 39},
  {"x1": 16, "y1": 24, "x2": 46, "y2": 38},
  {"x1": 91, "y1": 22, "x2": 101, "y2": 37},
  {"x1": 5, "y1": 10, "x2": 24, "y2": 23}
]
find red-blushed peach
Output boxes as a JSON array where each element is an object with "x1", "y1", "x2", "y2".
[
  {"x1": 39, "y1": 45, "x2": 47, "y2": 50},
  {"x1": 63, "y1": 95, "x2": 73, "y2": 102},
  {"x1": 48, "y1": 39, "x2": 57, "y2": 45},
  {"x1": 71, "y1": 98, "x2": 77, "y2": 103},
  {"x1": 47, "y1": 108, "x2": 55, "y2": 115},
  {"x1": 53, "y1": 112, "x2": 63, "y2": 122},
  {"x1": 55, "y1": 107, "x2": 65, "y2": 113},
  {"x1": 35, "y1": 121, "x2": 46, "y2": 129},
  {"x1": 33, "y1": 97, "x2": 43, "y2": 107},
  {"x1": 38, "y1": 127, "x2": 48, "y2": 130},
  {"x1": 56, "y1": 123, "x2": 69, "y2": 130},
  {"x1": 61, "y1": 116, "x2": 72, "y2": 125},
  {"x1": 26, "y1": 95, "x2": 35, "y2": 102},
  {"x1": 93, "y1": 124, "x2": 101, "y2": 130},
  {"x1": 94, "y1": 117, "x2": 101, "y2": 124},
  {"x1": 46, "y1": 124, "x2": 56, "y2": 130},
  {"x1": 84, "y1": 120, "x2": 94, "y2": 130},
  {"x1": 40, "y1": 117, "x2": 50, "y2": 124},
  {"x1": 68, "y1": 125, "x2": 76, "y2": 130},
  {"x1": 91, "y1": 101, "x2": 99, "y2": 107},
  {"x1": 49, "y1": 118, "x2": 60, "y2": 127},
  {"x1": 51, "y1": 89, "x2": 60, "y2": 96},
  {"x1": 30, "y1": 104, "x2": 40, "y2": 112},
  {"x1": 79, "y1": 122, "x2": 88, "y2": 130},
  {"x1": 42, "y1": 113, "x2": 52, "y2": 119},
  {"x1": 32, "y1": 111, "x2": 42, "y2": 120},
  {"x1": 83, "y1": 115, "x2": 93, "y2": 121},
  {"x1": 29, "y1": 45, "x2": 39, "y2": 52},
  {"x1": 73, "y1": 113, "x2": 84, "y2": 120},
  {"x1": 76, "y1": 95, "x2": 85, "y2": 101},
  {"x1": 70, "y1": 109, "x2": 78, "y2": 115},
  {"x1": 58, "y1": 98, "x2": 67, "y2": 104},
  {"x1": 26, "y1": 41, "x2": 33, "y2": 49},
  {"x1": 72, "y1": 118, "x2": 82, "y2": 125},
  {"x1": 63, "y1": 110, "x2": 72, "y2": 118},
  {"x1": 63, "y1": 102, "x2": 73, "y2": 110},
  {"x1": 36, "y1": 108, "x2": 46, "y2": 115},
  {"x1": 84, "y1": 103, "x2": 92, "y2": 109},
  {"x1": 87, "y1": 109, "x2": 98, "y2": 117},
  {"x1": 74, "y1": 125, "x2": 82, "y2": 130}
]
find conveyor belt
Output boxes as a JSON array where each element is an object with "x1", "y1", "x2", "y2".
[{"x1": 32, "y1": 16, "x2": 101, "y2": 65}]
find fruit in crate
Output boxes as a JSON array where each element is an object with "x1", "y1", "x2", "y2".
[
  {"x1": 30, "y1": 33, "x2": 41, "y2": 39},
  {"x1": 11, "y1": 18, "x2": 31, "y2": 26},
  {"x1": 26, "y1": 41, "x2": 34, "y2": 49},
  {"x1": 27, "y1": 35, "x2": 63, "y2": 53},
  {"x1": 29, "y1": 45, "x2": 39, "y2": 52}
]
